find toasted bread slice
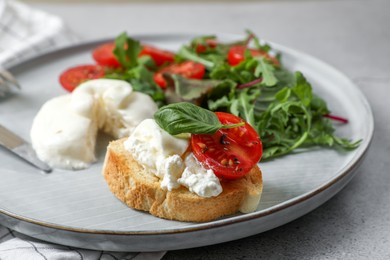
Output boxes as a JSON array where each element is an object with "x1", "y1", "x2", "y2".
[{"x1": 103, "y1": 138, "x2": 263, "y2": 222}]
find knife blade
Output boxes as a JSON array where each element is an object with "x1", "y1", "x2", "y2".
[{"x1": 0, "y1": 124, "x2": 52, "y2": 173}]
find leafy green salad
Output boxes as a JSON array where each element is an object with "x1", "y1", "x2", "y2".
[{"x1": 60, "y1": 31, "x2": 360, "y2": 160}]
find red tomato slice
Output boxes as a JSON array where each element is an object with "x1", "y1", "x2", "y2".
[
  {"x1": 227, "y1": 45, "x2": 279, "y2": 66},
  {"x1": 92, "y1": 42, "x2": 121, "y2": 68},
  {"x1": 59, "y1": 65, "x2": 105, "y2": 92},
  {"x1": 139, "y1": 45, "x2": 175, "y2": 66},
  {"x1": 154, "y1": 61, "x2": 206, "y2": 88},
  {"x1": 92, "y1": 42, "x2": 175, "y2": 68},
  {"x1": 191, "y1": 112, "x2": 262, "y2": 180}
]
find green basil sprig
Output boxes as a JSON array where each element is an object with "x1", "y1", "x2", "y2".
[{"x1": 154, "y1": 102, "x2": 244, "y2": 135}]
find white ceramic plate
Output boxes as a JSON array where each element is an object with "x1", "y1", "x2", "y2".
[{"x1": 0, "y1": 34, "x2": 373, "y2": 252}]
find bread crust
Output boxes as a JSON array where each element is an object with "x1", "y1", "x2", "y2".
[{"x1": 103, "y1": 138, "x2": 263, "y2": 222}]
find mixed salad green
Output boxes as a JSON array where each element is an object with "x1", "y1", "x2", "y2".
[{"x1": 61, "y1": 31, "x2": 360, "y2": 160}]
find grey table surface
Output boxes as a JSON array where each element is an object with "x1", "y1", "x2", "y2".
[{"x1": 26, "y1": 0, "x2": 390, "y2": 259}]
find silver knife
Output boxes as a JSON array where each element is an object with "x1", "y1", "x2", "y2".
[{"x1": 0, "y1": 124, "x2": 52, "y2": 173}]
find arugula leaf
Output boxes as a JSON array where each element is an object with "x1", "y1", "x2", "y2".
[
  {"x1": 292, "y1": 72, "x2": 312, "y2": 107},
  {"x1": 177, "y1": 47, "x2": 215, "y2": 69},
  {"x1": 104, "y1": 60, "x2": 166, "y2": 107},
  {"x1": 208, "y1": 95, "x2": 231, "y2": 111},
  {"x1": 130, "y1": 79, "x2": 166, "y2": 107},
  {"x1": 104, "y1": 33, "x2": 166, "y2": 106},
  {"x1": 113, "y1": 32, "x2": 142, "y2": 69},
  {"x1": 230, "y1": 89, "x2": 258, "y2": 127},
  {"x1": 254, "y1": 57, "x2": 278, "y2": 86},
  {"x1": 251, "y1": 71, "x2": 361, "y2": 159},
  {"x1": 274, "y1": 67, "x2": 296, "y2": 88},
  {"x1": 254, "y1": 75, "x2": 313, "y2": 158},
  {"x1": 245, "y1": 29, "x2": 271, "y2": 53},
  {"x1": 189, "y1": 35, "x2": 217, "y2": 51},
  {"x1": 154, "y1": 102, "x2": 243, "y2": 135},
  {"x1": 306, "y1": 116, "x2": 361, "y2": 149}
]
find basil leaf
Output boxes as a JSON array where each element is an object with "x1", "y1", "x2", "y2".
[
  {"x1": 154, "y1": 102, "x2": 222, "y2": 135},
  {"x1": 154, "y1": 102, "x2": 244, "y2": 135}
]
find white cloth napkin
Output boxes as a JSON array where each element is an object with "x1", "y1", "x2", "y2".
[
  {"x1": 0, "y1": 226, "x2": 145, "y2": 260},
  {"x1": 0, "y1": 1, "x2": 165, "y2": 259},
  {"x1": 0, "y1": 0, "x2": 79, "y2": 67}
]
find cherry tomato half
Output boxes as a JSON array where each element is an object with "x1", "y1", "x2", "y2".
[
  {"x1": 92, "y1": 42, "x2": 175, "y2": 68},
  {"x1": 139, "y1": 45, "x2": 175, "y2": 66},
  {"x1": 227, "y1": 45, "x2": 279, "y2": 66},
  {"x1": 92, "y1": 42, "x2": 121, "y2": 68},
  {"x1": 59, "y1": 65, "x2": 105, "y2": 92},
  {"x1": 191, "y1": 112, "x2": 262, "y2": 180},
  {"x1": 154, "y1": 61, "x2": 206, "y2": 88}
]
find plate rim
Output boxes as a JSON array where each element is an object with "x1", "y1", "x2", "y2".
[{"x1": 1, "y1": 33, "x2": 374, "y2": 236}]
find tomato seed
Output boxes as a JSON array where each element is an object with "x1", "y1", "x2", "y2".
[
  {"x1": 197, "y1": 142, "x2": 206, "y2": 148},
  {"x1": 221, "y1": 159, "x2": 228, "y2": 166},
  {"x1": 197, "y1": 142, "x2": 208, "y2": 153},
  {"x1": 234, "y1": 166, "x2": 243, "y2": 172},
  {"x1": 247, "y1": 141, "x2": 259, "y2": 147}
]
